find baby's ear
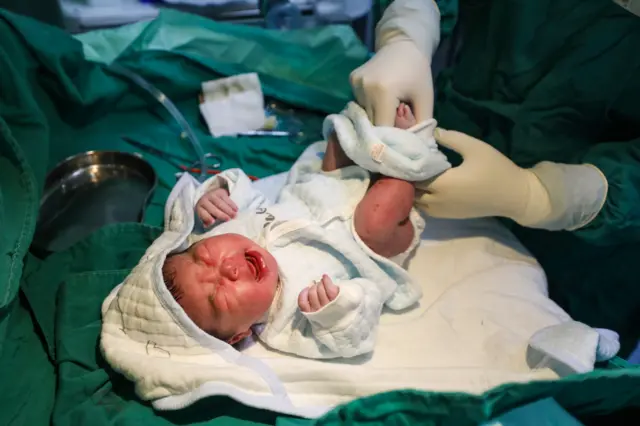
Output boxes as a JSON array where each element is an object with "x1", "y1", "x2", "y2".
[{"x1": 227, "y1": 329, "x2": 252, "y2": 346}]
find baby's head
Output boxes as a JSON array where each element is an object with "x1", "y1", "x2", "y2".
[{"x1": 162, "y1": 233, "x2": 279, "y2": 345}]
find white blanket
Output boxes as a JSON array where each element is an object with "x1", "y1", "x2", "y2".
[{"x1": 100, "y1": 148, "x2": 618, "y2": 420}]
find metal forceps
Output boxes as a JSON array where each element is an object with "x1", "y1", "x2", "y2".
[
  {"x1": 178, "y1": 151, "x2": 260, "y2": 181},
  {"x1": 181, "y1": 152, "x2": 222, "y2": 175},
  {"x1": 121, "y1": 137, "x2": 259, "y2": 181}
]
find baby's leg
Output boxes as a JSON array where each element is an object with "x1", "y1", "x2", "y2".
[
  {"x1": 322, "y1": 132, "x2": 354, "y2": 172},
  {"x1": 354, "y1": 177, "x2": 415, "y2": 258},
  {"x1": 354, "y1": 103, "x2": 418, "y2": 258}
]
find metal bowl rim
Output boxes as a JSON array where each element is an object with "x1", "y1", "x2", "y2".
[{"x1": 44, "y1": 150, "x2": 157, "y2": 191}]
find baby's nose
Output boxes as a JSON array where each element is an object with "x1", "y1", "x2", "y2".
[{"x1": 220, "y1": 258, "x2": 239, "y2": 281}]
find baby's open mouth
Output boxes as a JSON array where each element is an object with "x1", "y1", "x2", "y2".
[{"x1": 245, "y1": 250, "x2": 266, "y2": 281}]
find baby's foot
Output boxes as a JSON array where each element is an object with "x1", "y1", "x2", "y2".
[{"x1": 394, "y1": 103, "x2": 417, "y2": 130}]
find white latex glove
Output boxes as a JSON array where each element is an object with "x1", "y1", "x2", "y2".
[
  {"x1": 415, "y1": 129, "x2": 608, "y2": 231},
  {"x1": 349, "y1": 0, "x2": 441, "y2": 126},
  {"x1": 350, "y1": 41, "x2": 434, "y2": 126}
]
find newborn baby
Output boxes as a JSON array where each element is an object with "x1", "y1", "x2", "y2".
[{"x1": 162, "y1": 104, "x2": 422, "y2": 359}]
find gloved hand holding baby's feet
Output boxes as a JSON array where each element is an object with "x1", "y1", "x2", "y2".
[
  {"x1": 196, "y1": 187, "x2": 238, "y2": 226},
  {"x1": 298, "y1": 274, "x2": 340, "y2": 313}
]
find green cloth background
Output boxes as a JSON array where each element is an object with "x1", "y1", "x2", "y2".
[{"x1": 1, "y1": 4, "x2": 639, "y2": 426}]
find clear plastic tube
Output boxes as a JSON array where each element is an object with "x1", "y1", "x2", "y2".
[{"x1": 108, "y1": 62, "x2": 208, "y2": 180}]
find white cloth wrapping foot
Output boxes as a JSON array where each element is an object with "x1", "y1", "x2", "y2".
[
  {"x1": 100, "y1": 143, "x2": 618, "y2": 420},
  {"x1": 322, "y1": 101, "x2": 450, "y2": 181}
]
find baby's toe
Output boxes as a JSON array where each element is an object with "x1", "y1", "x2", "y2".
[
  {"x1": 397, "y1": 103, "x2": 407, "y2": 118},
  {"x1": 404, "y1": 105, "x2": 416, "y2": 121}
]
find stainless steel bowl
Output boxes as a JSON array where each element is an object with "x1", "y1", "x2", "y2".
[{"x1": 32, "y1": 151, "x2": 157, "y2": 254}]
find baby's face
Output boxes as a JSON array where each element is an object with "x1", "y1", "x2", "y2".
[{"x1": 164, "y1": 233, "x2": 279, "y2": 342}]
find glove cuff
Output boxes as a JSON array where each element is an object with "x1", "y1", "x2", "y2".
[
  {"x1": 512, "y1": 169, "x2": 553, "y2": 228},
  {"x1": 375, "y1": 0, "x2": 441, "y2": 59},
  {"x1": 524, "y1": 162, "x2": 608, "y2": 231}
]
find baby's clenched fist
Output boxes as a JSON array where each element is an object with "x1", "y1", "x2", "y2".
[
  {"x1": 196, "y1": 187, "x2": 238, "y2": 226},
  {"x1": 298, "y1": 275, "x2": 340, "y2": 313}
]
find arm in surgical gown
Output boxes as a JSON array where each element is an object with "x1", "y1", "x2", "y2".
[{"x1": 431, "y1": 0, "x2": 640, "y2": 245}]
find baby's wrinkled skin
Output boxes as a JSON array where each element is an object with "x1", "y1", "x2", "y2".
[
  {"x1": 164, "y1": 103, "x2": 418, "y2": 344},
  {"x1": 163, "y1": 234, "x2": 280, "y2": 344}
]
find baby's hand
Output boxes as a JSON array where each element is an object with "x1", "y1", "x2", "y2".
[
  {"x1": 196, "y1": 187, "x2": 238, "y2": 226},
  {"x1": 298, "y1": 275, "x2": 340, "y2": 313}
]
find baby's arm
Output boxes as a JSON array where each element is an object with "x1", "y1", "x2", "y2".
[
  {"x1": 300, "y1": 276, "x2": 384, "y2": 358},
  {"x1": 195, "y1": 169, "x2": 270, "y2": 226},
  {"x1": 263, "y1": 276, "x2": 383, "y2": 359}
]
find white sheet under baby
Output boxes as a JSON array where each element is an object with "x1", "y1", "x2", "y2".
[{"x1": 240, "y1": 216, "x2": 569, "y2": 408}]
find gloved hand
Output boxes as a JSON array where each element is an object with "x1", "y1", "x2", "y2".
[
  {"x1": 349, "y1": 40, "x2": 434, "y2": 126},
  {"x1": 415, "y1": 129, "x2": 608, "y2": 231}
]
